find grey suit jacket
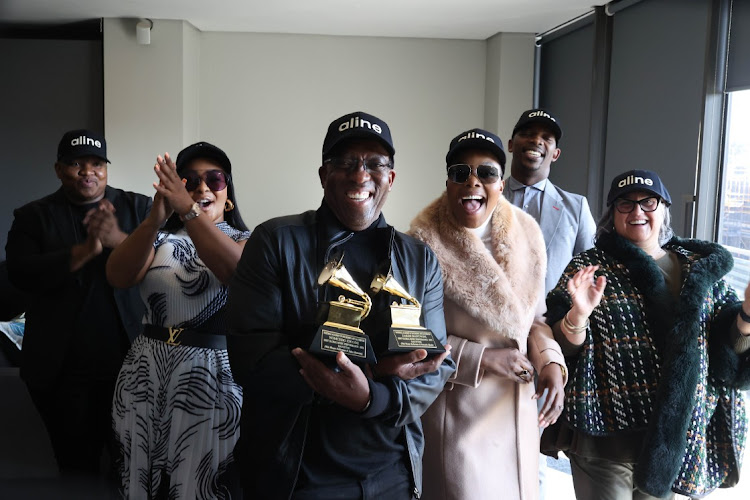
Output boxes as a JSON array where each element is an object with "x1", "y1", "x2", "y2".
[{"x1": 505, "y1": 180, "x2": 596, "y2": 293}]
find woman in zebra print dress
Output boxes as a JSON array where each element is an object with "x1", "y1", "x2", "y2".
[{"x1": 106, "y1": 142, "x2": 250, "y2": 499}]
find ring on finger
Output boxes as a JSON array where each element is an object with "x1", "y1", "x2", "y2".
[{"x1": 517, "y1": 369, "x2": 530, "y2": 378}]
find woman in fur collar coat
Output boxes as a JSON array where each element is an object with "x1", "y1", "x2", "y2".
[
  {"x1": 409, "y1": 129, "x2": 567, "y2": 500},
  {"x1": 545, "y1": 169, "x2": 750, "y2": 499}
]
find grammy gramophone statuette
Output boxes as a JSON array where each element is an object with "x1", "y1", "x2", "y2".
[
  {"x1": 309, "y1": 257, "x2": 377, "y2": 364},
  {"x1": 370, "y1": 273, "x2": 445, "y2": 355}
]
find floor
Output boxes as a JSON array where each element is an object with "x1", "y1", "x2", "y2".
[{"x1": 544, "y1": 453, "x2": 750, "y2": 499}]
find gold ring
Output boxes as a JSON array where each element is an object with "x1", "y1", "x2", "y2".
[{"x1": 518, "y1": 369, "x2": 530, "y2": 377}]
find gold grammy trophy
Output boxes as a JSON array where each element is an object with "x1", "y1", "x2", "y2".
[
  {"x1": 309, "y1": 256, "x2": 377, "y2": 364},
  {"x1": 370, "y1": 272, "x2": 445, "y2": 355}
]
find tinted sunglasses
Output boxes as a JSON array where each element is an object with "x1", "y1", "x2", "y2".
[
  {"x1": 181, "y1": 170, "x2": 228, "y2": 192},
  {"x1": 447, "y1": 163, "x2": 500, "y2": 184}
]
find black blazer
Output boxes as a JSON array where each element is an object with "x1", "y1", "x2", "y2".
[{"x1": 5, "y1": 186, "x2": 151, "y2": 387}]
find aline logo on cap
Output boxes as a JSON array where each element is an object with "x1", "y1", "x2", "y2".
[
  {"x1": 457, "y1": 131, "x2": 496, "y2": 144},
  {"x1": 338, "y1": 116, "x2": 383, "y2": 135},
  {"x1": 527, "y1": 110, "x2": 556, "y2": 122},
  {"x1": 618, "y1": 174, "x2": 654, "y2": 188},
  {"x1": 70, "y1": 135, "x2": 103, "y2": 149}
]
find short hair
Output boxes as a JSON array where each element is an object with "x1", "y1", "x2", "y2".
[{"x1": 595, "y1": 199, "x2": 674, "y2": 247}]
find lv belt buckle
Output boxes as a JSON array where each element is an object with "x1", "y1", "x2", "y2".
[{"x1": 166, "y1": 327, "x2": 184, "y2": 346}]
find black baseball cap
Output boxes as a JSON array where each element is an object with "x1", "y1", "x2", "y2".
[
  {"x1": 606, "y1": 169, "x2": 672, "y2": 206},
  {"x1": 57, "y1": 129, "x2": 110, "y2": 163},
  {"x1": 322, "y1": 111, "x2": 395, "y2": 161},
  {"x1": 175, "y1": 142, "x2": 232, "y2": 174},
  {"x1": 512, "y1": 109, "x2": 563, "y2": 142},
  {"x1": 445, "y1": 128, "x2": 506, "y2": 173}
]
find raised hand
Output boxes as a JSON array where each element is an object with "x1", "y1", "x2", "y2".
[
  {"x1": 152, "y1": 153, "x2": 194, "y2": 216},
  {"x1": 567, "y1": 265, "x2": 606, "y2": 322}
]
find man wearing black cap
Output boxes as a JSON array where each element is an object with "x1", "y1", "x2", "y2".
[
  {"x1": 5, "y1": 129, "x2": 151, "y2": 478},
  {"x1": 505, "y1": 108, "x2": 596, "y2": 295},
  {"x1": 227, "y1": 111, "x2": 455, "y2": 499}
]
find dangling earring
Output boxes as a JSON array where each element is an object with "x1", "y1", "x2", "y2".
[{"x1": 224, "y1": 199, "x2": 235, "y2": 212}]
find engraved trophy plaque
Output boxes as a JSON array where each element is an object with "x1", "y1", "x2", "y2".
[
  {"x1": 309, "y1": 256, "x2": 377, "y2": 364},
  {"x1": 370, "y1": 272, "x2": 445, "y2": 355}
]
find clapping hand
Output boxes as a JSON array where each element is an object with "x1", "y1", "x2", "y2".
[
  {"x1": 83, "y1": 199, "x2": 126, "y2": 249},
  {"x1": 152, "y1": 153, "x2": 194, "y2": 217}
]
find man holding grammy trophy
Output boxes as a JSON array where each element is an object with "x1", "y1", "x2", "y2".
[{"x1": 227, "y1": 111, "x2": 455, "y2": 500}]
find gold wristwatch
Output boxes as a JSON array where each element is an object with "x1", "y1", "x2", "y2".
[{"x1": 179, "y1": 202, "x2": 201, "y2": 221}]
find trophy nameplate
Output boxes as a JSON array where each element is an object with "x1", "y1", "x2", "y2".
[
  {"x1": 370, "y1": 273, "x2": 445, "y2": 355},
  {"x1": 310, "y1": 257, "x2": 377, "y2": 364}
]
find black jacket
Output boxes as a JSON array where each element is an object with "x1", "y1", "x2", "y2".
[
  {"x1": 227, "y1": 203, "x2": 455, "y2": 499},
  {"x1": 6, "y1": 186, "x2": 151, "y2": 387}
]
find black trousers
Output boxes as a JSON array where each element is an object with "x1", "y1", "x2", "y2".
[
  {"x1": 291, "y1": 461, "x2": 413, "y2": 500},
  {"x1": 27, "y1": 375, "x2": 118, "y2": 480}
]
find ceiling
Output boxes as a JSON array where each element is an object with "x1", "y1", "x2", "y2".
[{"x1": 0, "y1": 0, "x2": 607, "y2": 40}]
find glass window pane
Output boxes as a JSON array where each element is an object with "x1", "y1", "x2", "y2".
[{"x1": 718, "y1": 89, "x2": 750, "y2": 292}]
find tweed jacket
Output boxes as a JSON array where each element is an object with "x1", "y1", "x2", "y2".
[
  {"x1": 410, "y1": 193, "x2": 566, "y2": 500},
  {"x1": 546, "y1": 232, "x2": 750, "y2": 498}
]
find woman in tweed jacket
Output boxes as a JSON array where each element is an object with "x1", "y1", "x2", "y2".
[{"x1": 543, "y1": 169, "x2": 750, "y2": 499}]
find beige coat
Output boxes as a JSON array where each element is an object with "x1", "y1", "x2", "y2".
[{"x1": 409, "y1": 193, "x2": 566, "y2": 500}]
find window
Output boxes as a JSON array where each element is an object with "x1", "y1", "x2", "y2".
[{"x1": 718, "y1": 89, "x2": 750, "y2": 293}]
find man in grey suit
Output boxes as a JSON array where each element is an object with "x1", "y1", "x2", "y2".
[
  {"x1": 504, "y1": 109, "x2": 596, "y2": 498},
  {"x1": 504, "y1": 108, "x2": 596, "y2": 294}
]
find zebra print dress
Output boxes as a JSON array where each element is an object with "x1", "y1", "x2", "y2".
[{"x1": 112, "y1": 222, "x2": 249, "y2": 499}]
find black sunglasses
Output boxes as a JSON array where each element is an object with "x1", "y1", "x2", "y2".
[
  {"x1": 447, "y1": 164, "x2": 500, "y2": 184},
  {"x1": 614, "y1": 196, "x2": 660, "y2": 214},
  {"x1": 181, "y1": 170, "x2": 228, "y2": 192}
]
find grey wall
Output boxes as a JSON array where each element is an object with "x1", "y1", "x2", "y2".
[
  {"x1": 102, "y1": 22, "x2": 535, "y2": 233},
  {"x1": 0, "y1": 38, "x2": 104, "y2": 260}
]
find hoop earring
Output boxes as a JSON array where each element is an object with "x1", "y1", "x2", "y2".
[{"x1": 224, "y1": 199, "x2": 235, "y2": 212}]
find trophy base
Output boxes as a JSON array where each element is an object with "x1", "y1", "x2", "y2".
[
  {"x1": 309, "y1": 324, "x2": 377, "y2": 365},
  {"x1": 388, "y1": 327, "x2": 445, "y2": 355}
]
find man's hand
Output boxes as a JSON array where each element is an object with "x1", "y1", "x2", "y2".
[
  {"x1": 372, "y1": 345, "x2": 452, "y2": 380},
  {"x1": 84, "y1": 199, "x2": 127, "y2": 249},
  {"x1": 535, "y1": 363, "x2": 565, "y2": 429},
  {"x1": 292, "y1": 348, "x2": 370, "y2": 412},
  {"x1": 480, "y1": 347, "x2": 534, "y2": 383}
]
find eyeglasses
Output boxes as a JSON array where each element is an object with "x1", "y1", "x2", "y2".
[
  {"x1": 181, "y1": 170, "x2": 228, "y2": 192},
  {"x1": 614, "y1": 196, "x2": 660, "y2": 213},
  {"x1": 324, "y1": 157, "x2": 393, "y2": 176},
  {"x1": 447, "y1": 164, "x2": 500, "y2": 184}
]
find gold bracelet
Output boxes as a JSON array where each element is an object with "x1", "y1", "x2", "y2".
[{"x1": 562, "y1": 310, "x2": 589, "y2": 334}]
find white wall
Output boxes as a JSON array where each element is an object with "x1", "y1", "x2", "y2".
[
  {"x1": 485, "y1": 32, "x2": 536, "y2": 156},
  {"x1": 103, "y1": 22, "x2": 535, "y2": 231},
  {"x1": 103, "y1": 19, "x2": 187, "y2": 189}
]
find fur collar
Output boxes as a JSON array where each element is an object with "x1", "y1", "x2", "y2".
[{"x1": 409, "y1": 193, "x2": 546, "y2": 341}]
